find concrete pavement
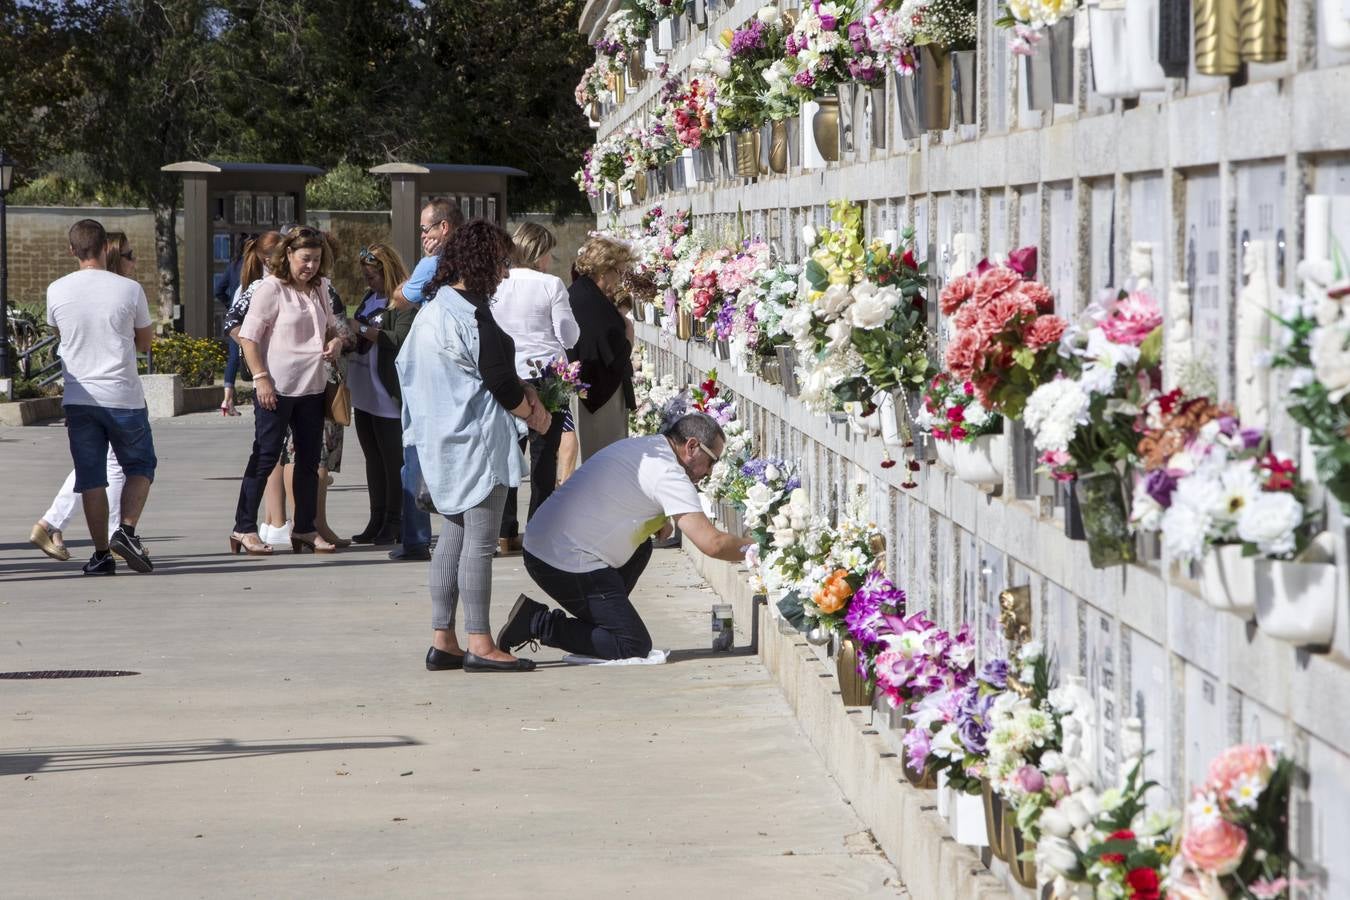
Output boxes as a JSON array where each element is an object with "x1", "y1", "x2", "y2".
[{"x1": 0, "y1": 412, "x2": 906, "y2": 899}]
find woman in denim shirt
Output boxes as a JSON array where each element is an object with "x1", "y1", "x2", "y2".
[{"x1": 397, "y1": 221, "x2": 552, "y2": 673}]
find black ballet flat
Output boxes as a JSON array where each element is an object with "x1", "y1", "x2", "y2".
[
  {"x1": 463, "y1": 652, "x2": 536, "y2": 672},
  {"x1": 425, "y1": 646, "x2": 465, "y2": 671}
]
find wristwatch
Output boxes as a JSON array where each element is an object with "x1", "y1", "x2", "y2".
[{"x1": 358, "y1": 324, "x2": 370, "y2": 336}]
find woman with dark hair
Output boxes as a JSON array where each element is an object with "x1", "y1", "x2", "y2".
[
  {"x1": 230, "y1": 227, "x2": 346, "y2": 555},
  {"x1": 397, "y1": 220, "x2": 551, "y2": 673},
  {"x1": 568, "y1": 236, "x2": 636, "y2": 462}
]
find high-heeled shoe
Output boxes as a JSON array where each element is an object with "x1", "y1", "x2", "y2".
[
  {"x1": 319, "y1": 532, "x2": 352, "y2": 549},
  {"x1": 351, "y1": 523, "x2": 381, "y2": 544},
  {"x1": 291, "y1": 532, "x2": 337, "y2": 554},
  {"x1": 229, "y1": 532, "x2": 273, "y2": 555}
]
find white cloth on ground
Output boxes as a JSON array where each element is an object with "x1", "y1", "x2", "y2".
[{"x1": 561, "y1": 649, "x2": 670, "y2": 666}]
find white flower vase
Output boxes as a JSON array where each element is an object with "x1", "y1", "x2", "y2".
[
  {"x1": 936, "y1": 769, "x2": 953, "y2": 818},
  {"x1": 954, "y1": 434, "x2": 1006, "y2": 486},
  {"x1": 845, "y1": 401, "x2": 882, "y2": 438},
  {"x1": 1088, "y1": 3, "x2": 1134, "y2": 97},
  {"x1": 1254, "y1": 533, "x2": 1340, "y2": 646},
  {"x1": 655, "y1": 19, "x2": 674, "y2": 54},
  {"x1": 935, "y1": 439, "x2": 957, "y2": 469},
  {"x1": 1198, "y1": 544, "x2": 1258, "y2": 617},
  {"x1": 878, "y1": 392, "x2": 903, "y2": 446},
  {"x1": 699, "y1": 493, "x2": 715, "y2": 519},
  {"x1": 800, "y1": 100, "x2": 827, "y2": 169},
  {"x1": 950, "y1": 790, "x2": 990, "y2": 846},
  {"x1": 1124, "y1": 0, "x2": 1167, "y2": 91},
  {"x1": 1323, "y1": 0, "x2": 1350, "y2": 49}
]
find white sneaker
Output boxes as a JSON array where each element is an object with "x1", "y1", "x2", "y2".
[
  {"x1": 258, "y1": 523, "x2": 276, "y2": 544},
  {"x1": 274, "y1": 521, "x2": 293, "y2": 545}
]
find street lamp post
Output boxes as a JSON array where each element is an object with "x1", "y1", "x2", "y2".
[{"x1": 0, "y1": 149, "x2": 14, "y2": 380}]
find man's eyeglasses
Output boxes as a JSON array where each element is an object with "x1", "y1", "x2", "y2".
[
  {"x1": 420, "y1": 219, "x2": 447, "y2": 235},
  {"x1": 695, "y1": 440, "x2": 721, "y2": 463}
]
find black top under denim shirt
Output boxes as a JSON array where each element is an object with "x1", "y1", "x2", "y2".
[
  {"x1": 459, "y1": 290, "x2": 526, "y2": 412},
  {"x1": 567, "y1": 274, "x2": 635, "y2": 414}
]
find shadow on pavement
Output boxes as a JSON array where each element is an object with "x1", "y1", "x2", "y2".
[{"x1": 0, "y1": 735, "x2": 421, "y2": 777}]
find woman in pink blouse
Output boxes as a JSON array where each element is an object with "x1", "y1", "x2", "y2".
[{"x1": 231, "y1": 228, "x2": 346, "y2": 554}]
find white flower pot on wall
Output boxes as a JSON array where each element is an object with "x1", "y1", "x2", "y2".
[
  {"x1": 1199, "y1": 544, "x2": 1258, "y2": 617},
  {"x1": 1254, "y1": 533, "x2": 1340, "y2": 646},
  {"x1": 800, "y1": 100, "x2": 827, "y2": 169},
  {"x1": 1125, "y1": 0, "x2": 1167, "y2": 91},
  {"x1": 935, "y1": 439, "x2": 956, "y2": 469},
  {"x1": 936, "y1": 769, "x2": 953, "y2": 818},
  {"x1": 1088, "y1": 3, "x2": 1134, "y2": 97},
  {"x1": 950, "y1": 789, "x2": 990, "y2": 846},
  {"x1": 1324, "y1": 0, "x2": 1350, "y2": 48},
  {"x1": 954, "y1": 434, "x2": 1006, "y2": 486}
]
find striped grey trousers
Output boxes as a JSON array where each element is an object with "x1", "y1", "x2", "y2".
[{"x1": 430, "y1": 484, "x2": 508, "y2": 635}]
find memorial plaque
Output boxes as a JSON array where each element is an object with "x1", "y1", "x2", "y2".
[
  {"x1": 1048, "y1": 182, "x2": 1077, "y2": 313},
  {"x1": 956, "y1": 191, "x2": 977, "y2": 235},
  {"x1": 959, "y1": 530, "x2": 978, "y2": 626},
  {"x1": 978, "y1": 543, "x2": 1007, "y2": 664},
  {"x1": 1237, "y1": 692, "x2": 1285, "y2": 747},
  {"x1": 1044, "y1": 582, "x2": 1078, "y2": 673},
  {"x1": 913, "y1": 199, "x2": 929, "y2": 262},
  {"x1": 1183, "y1": 172, "x2": 1227, "y2": 400},
  {"x1": 1304, "y1": 737, "x2": 1350, "y2": 899},
  {"x1": 1018, "y1": 187, "x2": 1040, "y2": 251},
  {"x1": 988, "y1": 193, "x2": 1009, "y2": 259},
  {"x1": 1090, "y1": 180, "x2": 1117, "y2": 292},
  {"x1": 1125, "y1": 629, "x2": 1170, "y2": 804},
  {"x1": 986, "y1": 1, "x2": 1009, "y2": 133},
  {"x1": 936, "y1": 518, "x2": 956, "y2": 626},
  {"x1": 1086, "y1": 607, "x2": 1119, "y2": 789},
  {"x1": 1182, "y1": 663, "x2": 1228, "y2": 794},
  {"x1": 912, "y1": 503, "x2": 932, "y2": 611}
]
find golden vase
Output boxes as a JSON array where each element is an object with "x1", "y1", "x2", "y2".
[
  {"x1": 632, "y1": 171, "x2": 647, "y2": 204},
  {"x1": 769, "y1": 120, "x2": 790, "y2": 173},
  {"x1": 676, "y1": 308, "x2": 693, "y2": 340},
  {"x1": 1004, "y1": 816, "x2": 1038, "y2": 888},
  {"x1": 981, "y1": 781, "x2": 1011, "y2": 863},
  {"x1": 835, "y1": 639, "x2": 874, "y2": 706},
  {"x1": 811, "y1": 94, "x2": 841, "y2": 163},
  {"x1": 1238, "y1": 0, "x2": 1286, "y2": 62},
  {"x1": 735, "y1": 129, "x2": 759, "y2": 178},
  {"x1": 1194, "y1": 0, "x2": 1241, "y2": 75}
]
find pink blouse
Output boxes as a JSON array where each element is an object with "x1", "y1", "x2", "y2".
[{"x1": 238, "y1": 275, "x2": 336, "y2": 397}]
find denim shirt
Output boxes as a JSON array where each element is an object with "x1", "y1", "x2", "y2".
[{"x1": 396, "y1": 286, "x2": 525, "y2": 515}]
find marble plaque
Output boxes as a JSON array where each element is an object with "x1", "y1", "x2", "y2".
[
  {"x1": 985, "y1": 0, "x2": 1009, "y2": 133},
  {"x1": 1048, "y1": 182, "x2": 1077, "y2": 312},
  {"x1": 1090, "y1": 180, "x2": 1117, "y2": 292},
  {"x1": 1305, "y1": 736, "x2": 1350, "y2": 899},
  {"x1": 1130, "y1": 173, "x2": 1167, "y2": 264},
  {"x1": 936, "y1": 517, "x2": 957, "y2": 626},
  {"x1": 1018, "y1": 187, "x2": 1041, "y2": 252},
  {"x1": 1182, "y1": 662, "x2": 1228, "y2": 795},
  {"x1": 1183, "y1": 171, "x2": 1227, "y2": 400},
  {"x1": 1044, "y1": 581, "x2": 1078, "y2": 675},
  {"x1": 1086, "y1": 606, "x2": 1120, "y2": 790},
  {"x1": 959, "y1": 529, "x2": 979, "y2": 626},
  {"x1": 978, "y1": 544, "x2": 1008, "y2": 664},
  {"x1": 988, "y1": 193, "x2": 1009, "y2": 260},
  {"x1": 914, "y1": 199, "x2": 930, "y2": 262},
  {"x1": 1125, "y1": 628, "x2": 1170, "y2": 805},
  {"x1": 956, "y1": 191, "x2": 978, "y2": 235}
]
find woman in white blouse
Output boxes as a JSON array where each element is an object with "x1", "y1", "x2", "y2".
[{"x1": 491, "y1": 223, "x2": 579, "y2": 553}]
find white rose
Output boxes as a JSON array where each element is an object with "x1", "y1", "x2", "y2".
[
  {"x1": 1037, "y1": 836, "x2": 1081, "y2": 875},
  {"x1": 816, "y1": 283, "x2": 852, "y2": 321},
  {"x1": 825, "y1": 318, "x2": 851, "y2": 351},
  {"x1": 1311, "y1": 320, "x2": 1350, "y2": 402},
  {"x1": 1037, "y1": 808, "x2": 1074, "y2": 838},
  {"x1": 1236, "y1": 490, "x2": 1304, "y2": 556},
  {"x1": 689, "y1": 57, "x2": 710, "y2": 72},
  {"x1": 757, "y1": 5, "x2": 781, "y2": 24},
  {"x1": 847, "y1": 282, "x2": 901, "y2": 329},
  {"x1": 765, "y1": 463, "x2": 781, "y2": 482},
  {"x1": 744, "y1": 481, "x2": 777, "y2": 519},
  {"x1": 801, "y1": 224, "x2": 818, "y2": 247},
  {"x1": 1058, "y1": 796, "x2": 1092, "y2": 830},
  {"x1": 711, "y1": 58, "x2": 732, "y2": 79}
]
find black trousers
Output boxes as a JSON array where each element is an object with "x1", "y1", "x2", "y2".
[
  {"x1": 353, "y1": 408, "x2": 403, "y2": 532},
  {"x1": 234, "y1": 392, "x2": 325, "y2": 534},
  {"x1": 522, "y1": 541, "x2": 654, "y2": 660},
  {"x1": 500, "y1": 409, "x2": 566, "y2": 539}
]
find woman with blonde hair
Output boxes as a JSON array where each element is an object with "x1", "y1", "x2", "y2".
[
  {"x1": 347, "y1": 241, "x2": 416, "y2": 545},
  {"x1": 567, "y1": 235, "x2": 636, "y2": 462},
  {"x1": 230, "y1": 227, "x2": 346, "y2": 555},
  {"x1": 490, "y1": 221, "x2": 579, "y2": 553}
]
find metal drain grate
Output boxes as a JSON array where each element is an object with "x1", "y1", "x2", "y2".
[{"x1": 0, "y1": 670, "x2": 140, "y2": 679}]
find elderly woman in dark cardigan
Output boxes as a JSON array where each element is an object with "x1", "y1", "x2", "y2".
[{"x1": 567, "y1": 236, "x2": 637, "y2": 462}]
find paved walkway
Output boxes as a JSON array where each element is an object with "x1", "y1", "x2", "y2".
[{"x1": 0, "y1": 412, "x2": 904, "y2": 899}]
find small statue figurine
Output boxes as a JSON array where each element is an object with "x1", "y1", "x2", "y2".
[{"x1": 999, "y1": 585, "x2": 1032, "y2": 647}]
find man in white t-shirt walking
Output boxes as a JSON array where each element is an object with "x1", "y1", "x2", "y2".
[
  {"x1": 496, "y1": 413, "x2": 754, "y2": 660},
  {"x1": 45, "y1": 219, "x2": 157, "y2": 575}
]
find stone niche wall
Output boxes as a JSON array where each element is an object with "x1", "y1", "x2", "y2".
[{"x1": 592, "y1": 0, "x2": 1350, "y2": 893}]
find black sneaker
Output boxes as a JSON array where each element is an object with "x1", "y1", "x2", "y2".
[
  {"x1": 495, "y1": 594, "x2": 546, "y2": 653},
  {"x1": 82, "y1": 552, "x2": 116, "y2": 576},
  {"x1": 109, "y1": 527, "x2": 153, "y2": 573}
]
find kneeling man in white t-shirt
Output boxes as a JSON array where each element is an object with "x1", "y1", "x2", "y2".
[{"x1": 498, "y1": 413, "x2": 753, "y2": 660}]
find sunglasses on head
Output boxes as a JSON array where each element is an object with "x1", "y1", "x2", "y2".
[
  {"x1": 280, "y1": 224, "x2": 319, "y2": 239},
  {"x1": 359, "y1": 246, "x2": 382, "y2": 265}
]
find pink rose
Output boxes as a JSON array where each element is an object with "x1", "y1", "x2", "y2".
[
  {"x1": 1206, "y1": 744, "x2": 1276, "y2": 799},
  {"x1": 940, "y1": 273, "x2": 977, "y2": 315},
  {"x1": 1100, "y1": 291, "x2": 1164, "y2": 346},
  {"x1": 972, "y1": 267, "x2": 1023, "y2": 307},
  {"x1": 1007, "y1": 246, "x2": 1038, "y2": 278},
  {"x1": 1020, "y1": 281, "x2": 1056, "y2": 313},
  {"x1": 1025, "y1": 314, "x2": 1068, "y2": 348},
  {"x1": 1047, "y1": 772, "x2": 1071, "y2": 799},
  {"x1": 1181, "y1": 819, "x2": 1248, "y2": 876},
  {"x1": 1013, "y1": 765, "x2": 1045, "y2": 794}
]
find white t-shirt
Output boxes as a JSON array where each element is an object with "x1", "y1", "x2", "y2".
[
  {"x1": 46, "y1": 269, "x2": 152, "y2": 408},
  {"x1": 492, "y1": 267, "x2": 580, "y2": 379},
  {"x1": 524, "y1": 434, "x2": 703, "y2": 572}
]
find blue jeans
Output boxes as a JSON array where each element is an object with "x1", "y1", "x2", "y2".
[
  {"x1": 522, "y1": 541, "x2": 654, "y2": 660},
  {"x1": 65, "y1": 404, "x2": 157, "y2": 492},
  {"x1": 223, "y1": 336, "x2": 241, "y2": 387},
  {"x1": 400, "y1": 445, "x2": 432, "y2": 551}
]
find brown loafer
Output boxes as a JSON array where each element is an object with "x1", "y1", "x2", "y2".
[{"x1": 30, "y1": 523, "x2": 71, "y2": 562}]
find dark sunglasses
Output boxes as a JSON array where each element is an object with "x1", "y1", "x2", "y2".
[
  {"x1": 419, "y1": 219, "x2": 447, "y2": 235},
  {"x1": 359, "y1": 246, "x2": 382, "y2": 265}
]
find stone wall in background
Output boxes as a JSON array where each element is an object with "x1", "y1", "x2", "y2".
[{"x1": 7, "y1": 207, "x2": 595, "y2": 323}]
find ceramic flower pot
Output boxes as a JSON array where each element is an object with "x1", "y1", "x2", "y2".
[
  {"x1": 691, "y1": 0, "x2": 707, "y2": 28},
  {"x1": 1089, "y1": 4, "x2": 1136, "y2": 97},
  {"x1": 951, "y1": 50, "x2": 976, "y2": 125},
  {"x1": 915, "y1": 44, "x2": 952, "y2": 132},
  {"x1": 866, "y1": 84, "x2": 888, "y2": 147},
  {"x1": 735, "y1": 128, "x2": 759, "y2": 178},
  {"x1": 1322, "y1": 0, "x2": 1350, "y2": 49},
  {"x1": 1239, "y1": 0, "x2": 1286, "y2": 61},
  {"x1": 655, "y1": 17, "x2": 674, "y2": 53},
  {"x1": 1194, "y1": 0, "x2": 1241, "y2": 74},
  {"x1": 936, "y1": 769, "x2": 953, "y2": 818},
  {"x1": 1254, "y1": 533, "x2": 1340, "y2": 646},
  {"x1": 587, "y1": 194, "x2": 602, "y2": 215},
  {"x1": 1199, "y1": 543, "x2": 1258, "y2": 616},
  {"x1": 954, "y1": 434, "x2": 1005, "y2": 486},
  {"x1": 836, "y1": 639, "x2": 874, "y2": 706},
  {"x1": 950, "y1": 788, "x2": 989, "y2": 846},
  {"x1": 1048, "y1": 16, "x2": 1075, "y2": 104},
  {"x1": 718, "y1": 133, "x2": 737, "y2": 179},
  {"x1": 982, "y1": 781, "x2": 1012, "y2": 863},
  {"x1": 1159, "y1": 0, "x2": 1192, "y2": 74},
  {"x1": 776, "y1": 345, "x2": 800, "y2": 397},
  {"x1": 715, "y1": 338, "x2": 731, "y2": 360},
  {"x1": 759, "y1": 355, "x2": 782, "y2": 385},
  {"x1": 935, "y1": 438, "x2": 956, "y2": 469},
  {"x1": 811, "y1": 94, "x2": 841, "y2": 163},
  {"x1": 894, "y1": 71, "x2": 923, "y2": 139},
  {"x1": 692, "y1": 316, "x2": 709, "y2": 341},
  {"x1": 1023, "y1": 36, "x2": 1055, "y2": 111},
  {"x1": 676, "y1": 308, "x2": 694, "y2": 340},
  {"x1": 785, "y1": 114, "x2": 801, "y2": 167},
  {"x1": 632, "y1": 171, "x2": 648, "y2": 203},
  {"x1": 1126, "y1": 0, "x2": 1168, "y2": 90},
  {"x1": 1074, "y1": 470, "x2": 1136, "y2": 568},
  {"x1": 693, "y1": 144, "x2": 716, "y2": 182}
]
